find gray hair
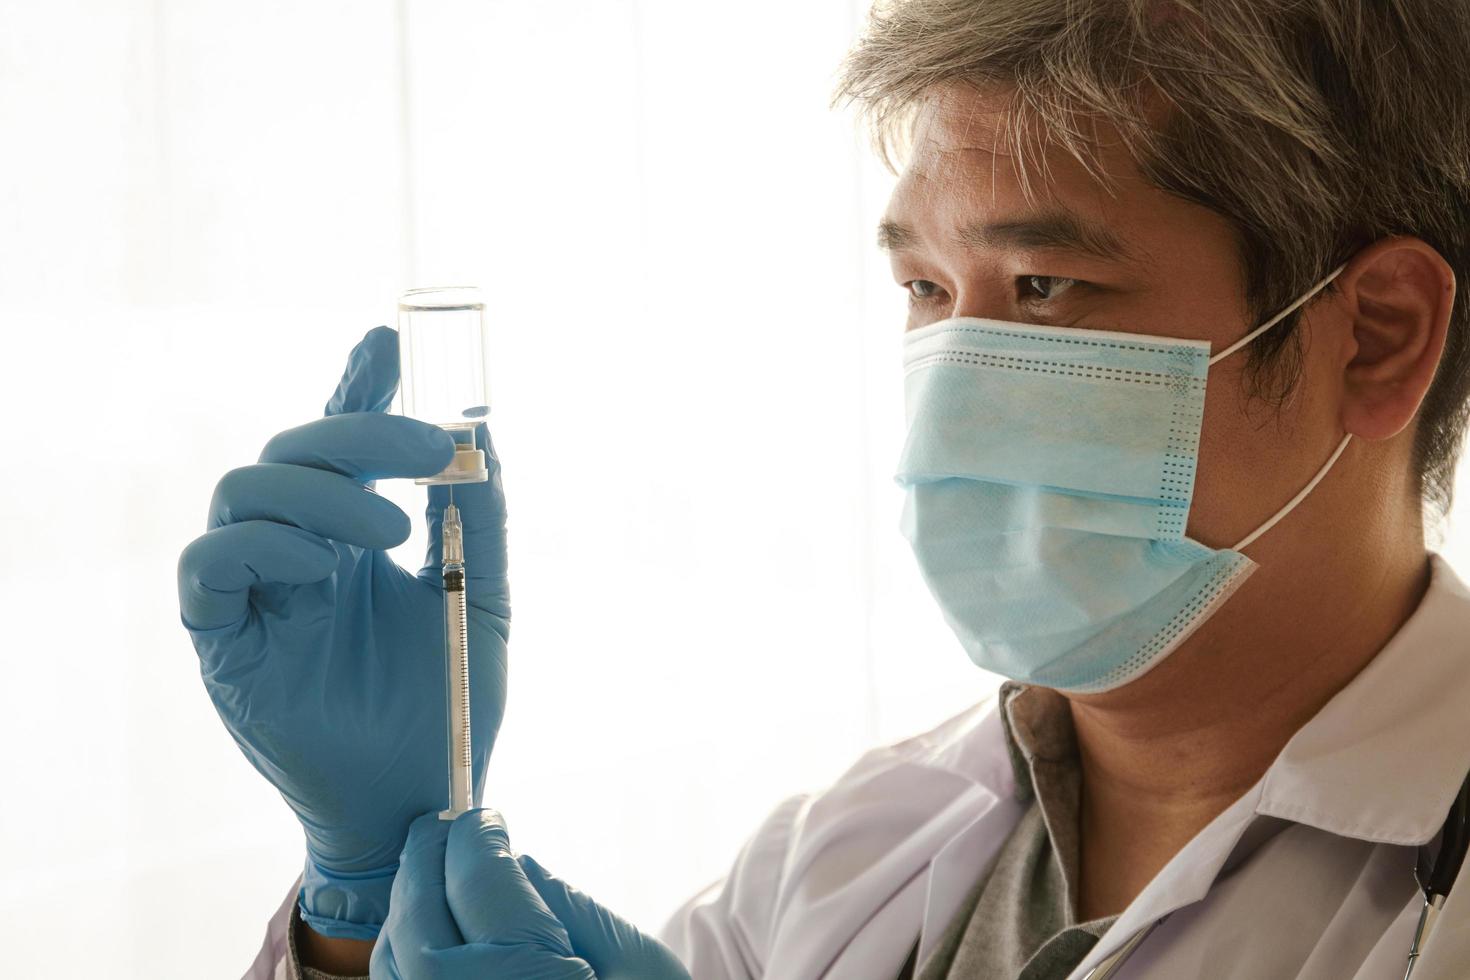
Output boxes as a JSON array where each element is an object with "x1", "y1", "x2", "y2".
[{"x1": 834, "y1": 0, "x2": 1470, "y2": 515}]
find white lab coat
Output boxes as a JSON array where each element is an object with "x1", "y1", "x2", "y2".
[{"x1": 250, "y1": 555, "x2": 1470, "y2": 980}]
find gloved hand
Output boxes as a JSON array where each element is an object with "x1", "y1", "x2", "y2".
[
  {"x1": 177, "y1": 326, "x2": 510, "y2": 940},
  {"x1": 372, "y1": 810, "x2": 691, "y2": 980}
]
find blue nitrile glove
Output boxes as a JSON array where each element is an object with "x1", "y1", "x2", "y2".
[
  {"x1": 371, "y1": 810, "x2": 691, "y2": 980},
  {"x1": 177, "y1": 326, "x2": 509, "y2": 940}
]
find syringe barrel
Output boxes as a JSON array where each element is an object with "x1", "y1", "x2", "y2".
[{"x1": 441, "y1": 565, "x2": 473, "y2": 820}]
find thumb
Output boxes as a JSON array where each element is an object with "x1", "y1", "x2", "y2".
[
  {"x1": 518, "y1": 854, "x2": 692, "y2": 980},
  {"x1": 326, "y1": 326, "x2": 399, "y2": 417},
  {"x1": 444, "y1": 810, "x2": 578, "y2": 956}
]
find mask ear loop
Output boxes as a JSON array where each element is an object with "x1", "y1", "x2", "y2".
[
  {"x1": 1206, "y1": 262, "x2": 1353, "y2": 552},
  {"x1": 1208, "y1": 263, "x2": 1349, "y2": 367},
  {"x1": 1232, "y1": 433, "x2": 1351, "y2": 552}
]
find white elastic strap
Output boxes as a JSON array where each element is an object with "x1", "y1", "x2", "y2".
[
  {"x1": 1232, "y1": 433, "x2": 1352, "y2": 552},
  {"x1": 1208, "y1": 263, "x2": 1349, "y2": 366}
]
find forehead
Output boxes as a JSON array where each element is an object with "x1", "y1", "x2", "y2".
[
  {"x1": 885, "y1": 85, "x2": 1232, "y2": 271},
  {"x1": 897, "y1": 85, "x2": 1132, "y2": 204}
]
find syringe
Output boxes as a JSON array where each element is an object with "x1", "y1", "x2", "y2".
[{"x1": 439, "y1": 498, "x2": 474, "y2": 820}]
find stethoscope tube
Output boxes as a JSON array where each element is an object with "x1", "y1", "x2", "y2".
[{"x1": 1404, "y1": 773, "x2": 1470, "y2": 979}]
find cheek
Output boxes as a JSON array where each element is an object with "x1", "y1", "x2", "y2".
[
  {"x1": 1187, "y1": 367, "x2": 1262, "y2": 547},
  {"x1": 1186, "y1": 357, "x2": 1336, "y2": 548}
]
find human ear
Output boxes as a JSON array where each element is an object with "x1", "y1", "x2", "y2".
[{"x1": 1336, "y1": 237, "x2": 1455, "y2": 442}]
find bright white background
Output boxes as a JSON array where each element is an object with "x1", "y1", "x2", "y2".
[{"x1": 3, "y1": 2, "x2": 1470, "y2": 976}]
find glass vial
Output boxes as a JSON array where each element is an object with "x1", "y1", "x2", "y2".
[{"x1": 397, "y1": 286, "x2": 491, "y2": 485}]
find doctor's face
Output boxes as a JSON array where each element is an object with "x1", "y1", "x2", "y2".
[{"x1": 879, "y1": 84, "x2": 1352, "y2": 558}]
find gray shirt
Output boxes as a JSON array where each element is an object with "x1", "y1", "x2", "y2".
[
  {"x1": 912, "y1": 682, "x2": 1117, "y2": 980},
  {"x1": 285, "y1": 902, "x2": 366, "y2": 980}
]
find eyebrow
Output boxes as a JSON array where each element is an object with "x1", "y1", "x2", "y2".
[{"x1": 877, "y1": 209, "x2": 1136, "y2": 264}]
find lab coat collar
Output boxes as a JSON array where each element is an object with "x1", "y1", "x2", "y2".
[
  {"x1": 1256, "y1": 554, "x2": 1470, "y2": 846},
  {"x1": 1077, "y1": 554, "x2": 1470, "y2": 971}
]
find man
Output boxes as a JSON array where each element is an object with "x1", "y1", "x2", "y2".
[{"x1": 180, "y1": 0, "x2": 1470, "y2": 977}]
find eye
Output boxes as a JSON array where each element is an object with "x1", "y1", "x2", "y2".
[
  {"x1": 1019, "y1": 275, "x2": 1080, "y2": 302},
  {"x1": 904, "y1": 279, "x2": 943, "y2": 301}
]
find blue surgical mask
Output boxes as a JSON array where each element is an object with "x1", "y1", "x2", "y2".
[{"x1": 895, "y1": 267, "x2": 1350, "y2": 693}]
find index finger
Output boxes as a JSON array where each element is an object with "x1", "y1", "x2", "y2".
[
  {"x1": 374, "y1": 813, "x2": 463, "y2": 977},
  {"x1": 518, "y1": 855, "x2": 691, "y2": 980},
  {"x1": 260, "y1": 412, "x2": 455, "y2": 482}
]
